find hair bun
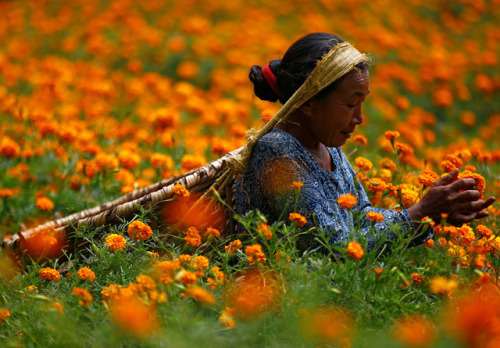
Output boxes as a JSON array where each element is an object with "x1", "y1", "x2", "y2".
[{"x1": 249, "y1": 60, "x2": 281, "y2": 102}]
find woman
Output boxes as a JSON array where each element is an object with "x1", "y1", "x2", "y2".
[{"x1": 235, "y1": 33, "x2": 495, "y2": 250}]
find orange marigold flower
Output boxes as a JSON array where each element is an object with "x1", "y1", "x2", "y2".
[
  {"x1": 337, "y1": 194, "x2": 357, "y2": 209},
  {"x1": 150, "y1": 153, "x2": 174, "y2": 170},
  {"x1": 379, "y1": 158, "x2": 397, "y2": 171},
  {"x1": 172, "y1": 183, "x2": 190, "y2": 200},
  {"x1": 181, "y1": 154, "x2": 205, "y2": 172},
  {"x1": 392, "y1": 315, "x2": 436, "y2": 347},
  {"x1": 366, "y1": 178, "x2": 387, "y2": 193},
  {"x1": 289, "y1": 213, "x2": 307, "y2": 227},
  {"x1": 183, "y1": 286, "x2": 216, "y2": 306},
  {"x1": 39, "y1": 267, "x2": 61, "y2": 281},
  {"x1": 104, "y1": 234, "x2": 126, "y2": 252},
  {"x1": 35, "y1": 196, "x2": 54, "y2": 211},
  {"x1": 451, "y1": 224, "x2": 476, "y2": 246},
  {"x1": 477, "y1": 225, "x2": 493, "y2": 238},
  {"x1": 257, "y1": 222, "x2": 273, "y2": 239},
  {"x1": 401, "y1": 187, "x2": 419, "y2": 208},
  {"x1": 366, "y1": 212, "x2": 384, "y2": 222},
  {"x1": 394, "y1": 142, "x2": 414, "y2": 156},
  {"x1": 354, "y1": 157, "x2": 373, "y2": 171},
  {"x1": 52, "y1": 301, "x2": 64, "y2": 314},
  {"x1": 94, "y1": 153, "x2": 119, "y2": 172},
  {"x1": 127, "y1": 221, "x2": 153, "y2": 241},
  {"x1": 290, "y1": 181, "x2": 304, "y2": 189},
  {"x1": 72, "y1": 287, "x2": 93, "y2": 307},
  {"x1": 425, "y1": 239, "x2": 434, "y2": 248},
  {"x1": 346, "y1": 241, "x2": 364, "y2": 260},
  {"x1": 184, "y1": 226, "x2": 201, "y2": 247},
  {"x1": 78, "y1": 267, "x2": 95, "y2": 282},
  {"x1": 205, "y1": 227, "x2": 220, "y2": 238},
  {"x1": 429, "y1": 276, "x2": 458, "y2": 297},
  {"x1": 353, "y1": 134, "x2": 368, "y2": 146},
  {"x1": 218, "y1": 307, "x2": 236, "y2": 329},
  {"x1": 373, "y1": 268, "x2": 383, "y2": 276},
  {"x1": 410, "y1": 273, "x2": 426, "y2": 284},
  {"x1": 176, "y1": 269, "x2": 198, "y2": 284},
  {"x1": 191, "y1": 255, "x2": 210, "y2": 270},
  {"x1": 384, "y1": 130, "x2": 400, "y2": 141},
  {"x1": 225, "y1": 239, "x2": 242, "y2": 254},
  {"x1": 300, "y1": 306, "x2": 355, "y2": 344},
  {"x1": 440, "y1": 160, "x2": 456, "y2": 173},
  {"x1": 418, "y1": 170, "x2": 439, "y2": 187},
  {"x1": 245, "y1": 244, "x2": 266, "y2": 264},
  {"x1": 458, "y1": 170, "x2": 486, "y2": 197},
  {"x1": 109, "y1": 296, "x2": 159, "y2": 338},
  {"x1": 0, "y1": 308, "x2": 10, "y2": 323},
  {"x1": 0, "y1": 136, "x2": 21, "y2": 158}
]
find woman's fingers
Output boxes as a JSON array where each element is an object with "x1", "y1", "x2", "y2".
[
  {"x1": 434, "y1": 169, "x2": 459, "y2": 186},
  {"x1": 454, "y1": 189, "x2": 481, "y2": 202},
  {"x1": 449, "y1": 178, "x2": 477, "y2": 191}
]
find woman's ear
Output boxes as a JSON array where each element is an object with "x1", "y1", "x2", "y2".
[{"x1": 297, "y1": 99, "x2": 314, "y2": 118}]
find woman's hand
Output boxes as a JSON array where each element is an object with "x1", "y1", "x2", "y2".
[{"x1": 407, "y1": 169, "x2": 496, "y2": 226}]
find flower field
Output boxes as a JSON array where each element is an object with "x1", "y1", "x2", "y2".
[{"x1": 1, "y1": 0, "x2": 500, "y2": 346}]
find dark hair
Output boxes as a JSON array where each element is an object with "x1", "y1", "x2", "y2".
[{"x1": 249, "y1": 33, "x2": 369, "y2": 104}]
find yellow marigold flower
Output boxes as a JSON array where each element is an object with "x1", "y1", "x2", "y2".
[
  {"x1": 178, "y1": 254, "x2": 192, "y2": 264},
  {"x1": 418, "y1": 170, "x2": 439, "y2": 187},
  {"x1": 0, "y1": 136, "x2": 21, "y2": 158},
  {"x1": 451, "y1": 224, "x2": 476, "y2": 246},
  {"x1": 218, "y1": 307, "x2": 236, "y2": 329},
  {"x1": 104, "y1": 234, "x2": 126, "y2": 252},
  {"x1": 366, "y1": 212, "x2": 384, "y2": 222},
  {"x1": 109, "y1": 296, "x2": 159, "y2": 338},
  {"x1": 72, "y1": 287, "x2": 93, "y2": 307},
  {"x1": 39, "y1": 267, "x2": 61, "y2": 281},
  {"x1": 245, "y1": 244, "x2": 266, "y2": 264},
  {"x1": 225, "y1": 239, "x2": 242, "y2": 255},
  {"x1": 183, "y1": 286, "x2": 216, "y2": 306},
  {"x1": 337, "y1": 194, "x2": 357, "y2": 209},
  {"x1": 346, "y1": 241, "x2": 364, "y2": 260},
  {"x1": 184, "y1": 226, "x2": 201, "y2": 247},
  {"x1": 257, "y1": 222, "x2": 273, "y2": 239},
  {"x1": 52, "y1": 301, "x2": 64, "y2": 314},
  {"x1": 191, "y1": 255, "x2": 210, "y2": 270},
  {"x1": 401, "y1": 187, "x2": 419, "y2": 208},
  {"x1": 136, "y1": 274, "x2": 156, "y2": 292},
  {"x1": 118, "y1": 149, "x2": 141, "y2": 169},
  {"x1": 384, "y1": 130, "x2": 400, "y2": 141},
  {"x1": 35, "y1": 196, "x2": 54, "y2": 211},
  {"x1": 78, "y1": 267, "x2": 96, "y2": 282},
  {"x1": 0, "y1": 308, "x2": 10, "y2": 323},
  {"x1": 127, "y1": 221, "x2": 153, "y2": 241},
  {"x1": 289, "y1": 213, "x2": 307, "y2": 227},
  {"x1": 172, "y1": 183, "x2": 190, "y2": 200},
  {"x1": 354, "y1": 157, "x2": 373, "y2": 171},
  {"x1": 392, "y1": 315, "x2": 436, "y2": 347},
  {"x1": 429, "y1": 276, "x2": 458, "y2": 297}
]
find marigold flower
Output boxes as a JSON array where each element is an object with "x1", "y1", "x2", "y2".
[
  {"x1": 384, "y1": 130, "x2": 400, "y2": 141},
  {"x1": 94, "y1": 153, "x2": 119, "y2": 172},
  {"x1": 218, "y1": 307, "x2": 236, "y2": 329},
  {"x1": 392, "y1": 315, "x2": 436, "y2": 347},
  {"x1": 354, "y1": 157, "x2": 373, "y2": 171},
  {"x1": 72, "y1": 287, "x2": 93, "y2": 307},
  {"x1": 451, "y1": 224, "x2": 476, "y2": 246},
  {"x1": 0, "y1": 136, "x2": 21, "y2": 158},
  {"x1": 109, "y1": 296, "x2": 159, "y2": 338},
  {"x1": 176, "y1": 269, "x2": 198, "y2": 284},
  {"x1": 183, "y1": 286, "x2": 216, "y2": 306},
  {"x1": 366, "y1": 212, "x2": 384, "y2": 222},
  {"x1": 181, "y1": 154, "x2": 205, "y2": 172},
  {"x1": 205, "y1": 227, "x2": 220, "y2": 238},
  {"x1": 418, "y1": 170, "x2": 439, "y2": 187},
  {"x1": 52, "y1": 301, "x2": 64, "y2": 314},
  {"x1": 256, "y1": 222, "x2": 273, "y2": 239},
  {"x1": 300, "y1": 306, "x2": 355, "y2": 344},
  {"x1": 39, "y1": 267, "x2": 61, "y2": 281},
  {"x1": 78, "y1": 267, "x2": 96, "y2": 282},
  {"x1": 410, "y1": 273, "x2": 426, "y2": 284},
  {"x1": 225, "y1": 239, "x2": 242, "y2": 255},
  {"x1": 35, "y1": 196, "x2": 54, "y2": 211},
  {"x1": 172, "y1": 183, "x2": 190, "y2": 200},
  {"x1": 401, "y1": 187, "x2": 419, "y2": 208},
  {"x1": 373, "y1": 268, "x2": 383, "y2": 276},
  {"x1": 150, "y1": 153, "x2": 174, "y2": 170},
  {"x1": 289, "y1": 213, "x2": 307, "y2": 227},
  {"x1": 346, "y1": 241, "x2": 364, "y2": 260},
  {"x1": 425, "y1": 239, "x2": 434, "y2": 248},
  {"x1": 290, "y1": 181, "x2": 304, "y2": 189},
  {"x1": 353, "y1": 134, "x2": 368, "y2": 146},
  {"x1": 477, "y1": 225, "x2": 493, "y2": 238},
  {"x1": 245, "y1": 244, "x2": 266, "y2": 264},
  {"x1": 191, "y1": 255, "x2": 209, "y2": 270},
  {"x1": 458, "y1": 170, "x2": 486, "y2": 197},
  {"x1": 118, "y1": 149, "x2": 141, "y2": 169},
  {"x1": 127, "y1": 221, "x2": 153, "y2": 241},
  {"x1": 429, "y1": 276, "x2": 458, "y2": 297},
  {"x1": 184, "y1": 226, "x2": 202, "y2": 247},
  {"x1": 104, "y1": 234, "x2": 126, "y2": 252},
  {"x1": 337, "y1": 194, "x2": 357, "y2": 209},
  {"x1": 0, "y1": 308, "x2": 10, "y2": 323}
]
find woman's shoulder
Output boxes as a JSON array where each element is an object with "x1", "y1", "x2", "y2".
[{"x1": 254, "y1": 128, "x2": 300, "y2": 155}]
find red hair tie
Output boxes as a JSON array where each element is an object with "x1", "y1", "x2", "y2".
[{"x1": 261, "y1": 64, "x2": 280, "y2": 96}]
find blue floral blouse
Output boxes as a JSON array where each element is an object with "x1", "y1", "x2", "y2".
[{"x1": 235, "y1": 128, "x2": 431, "y2": 250}]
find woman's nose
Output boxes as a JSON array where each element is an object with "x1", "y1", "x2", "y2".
[{"x1": 352, "y1": 105, "x2": 364, "y2": 125}]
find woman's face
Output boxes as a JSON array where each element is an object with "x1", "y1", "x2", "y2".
[{"x1": 306, "y1": 69, "x2": 370, "y2": 148}]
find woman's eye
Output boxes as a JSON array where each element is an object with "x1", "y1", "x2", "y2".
[{"x1": 347, "y1": 104, "x2": 356, "y2": 109}]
